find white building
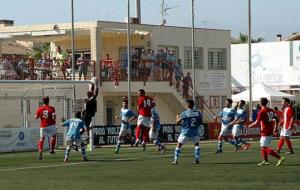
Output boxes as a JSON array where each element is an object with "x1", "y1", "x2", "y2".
[
  {"x1": 231, "y1": 40, "x2": 300, "y2": 92},
  {"x1": 0, "y1": 20, "x2": 231, "y2": 126}
]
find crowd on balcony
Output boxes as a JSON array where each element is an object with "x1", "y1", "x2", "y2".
[
  {"x1": 100, "y1": 47, "x2": 193, "y2": 98},
  {"x1": 101, "y1": 48, "x2": 184, "y2": 82},
  {"x1": 0, "y1": 46, "x2": 93, "y2": 80}
]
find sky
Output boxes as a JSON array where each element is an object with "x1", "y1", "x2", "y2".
[{"x1": 0, "y1": 0, "x2": 299, "y2": 41}]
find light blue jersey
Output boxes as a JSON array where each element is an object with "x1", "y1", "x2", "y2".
[
  {"x1": 151, "y1": 108, "x2": 161, "y2": 129},
  {"x1": 62, "y1": 118, "x2": 86, "y2": 139},
  {"x1": 219, "y1": 107, "x2": 236, "y2": 125},
  {"x1": 180, "y1": 109, "x2": 203, "y2": 137},
  {"x1": 235, "y1": 108, "x2": 247, "y2": 128},
  {"x1": 120, "y1": 108, "x2": 136, "y2": 129}
]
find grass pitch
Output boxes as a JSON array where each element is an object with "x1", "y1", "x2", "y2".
[{"x1": 0, "y1": 139, "x2": 300, "y2": 190}]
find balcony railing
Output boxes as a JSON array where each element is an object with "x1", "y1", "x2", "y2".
[{"x1": 0, "y1": 57, "x2": 95, "y2": 81}]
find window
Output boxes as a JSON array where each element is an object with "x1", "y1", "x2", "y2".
[
  {"x1": 221, "y1": 96, "x2": 227, "y2": 108},
  {"x1": 208, "y1": 48, "x2": 226, "y2": 70},
  {"x1": 184, "y1": 47, "x2": 203, "y2": 69},
  {"x1": 210, "y1": 96, "x2": 220, "y2": 108},
  {"x1": 106, "y1": 101, "x2": 114, "y2": 125}
]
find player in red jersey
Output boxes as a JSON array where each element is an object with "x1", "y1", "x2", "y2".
[
  {"x1": 276, "y1": 98, "x2": 294, "y2": 154},
  {"x1": 134, "y1": 89, "x2": 153, "y2": 150},
  {"x1": 35, "y1": 96, "x2": 57, "y2": 160},
  {"x1": 248, "y1": 97, "x2": 285, "y2": 166}
]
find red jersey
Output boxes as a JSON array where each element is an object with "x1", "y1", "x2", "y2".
[
  {"x1": 282, "y1": 106, "x2": 294, "y2": 129},
  {"x1": 137, "y1": 95, "x2": 153, "y2": 117},
  {"x1": 35, "y1": 105, "x2": 56, "y2": 128},
  {"x1": 256, "y1": 107, "x2": 275, "y2": 136}
]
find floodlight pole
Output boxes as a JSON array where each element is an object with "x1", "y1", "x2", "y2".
[
  {"x1": 248, "y1": 0, "x2": 253, "y2": 118},
  {"x1": 192, "y1": 0, "x2": 196, "y2": 103},
  {"x1": 127, "y1": 0, "x2": 132, "y2": 108},
  {"x1": 71, "y1": 0, "x2": 75, "y2": 81},
  {"x1": 71, "y1": 0, "x2": 76, "y2": 110}
]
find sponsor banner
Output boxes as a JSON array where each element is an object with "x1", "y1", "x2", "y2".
[
  {"x1": 0, "y1": 128, "x2": 49, "y2": 153},
  {"x1": 207, "y1": 120, "x2": 300, "y2": 139},
  {"x1": 93, "y1": 124, "x2": 209, "y2": 145}
]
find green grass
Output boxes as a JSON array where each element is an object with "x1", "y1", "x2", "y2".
[{"x1": 0, "y1": 139, "x2": 300, "y2": 190}]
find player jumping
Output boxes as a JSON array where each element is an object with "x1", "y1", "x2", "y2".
[{"x1": 134, "y1": 89, "x2": 153, "y2": 151}]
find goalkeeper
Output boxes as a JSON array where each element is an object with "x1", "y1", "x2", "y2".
[{"x1": 62, "y1": 111, "x2": 88, "y2": 162}]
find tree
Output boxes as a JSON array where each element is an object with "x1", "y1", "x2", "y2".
[{"x1": 231, "y1": 33, "x2": 265, "y2": 44}]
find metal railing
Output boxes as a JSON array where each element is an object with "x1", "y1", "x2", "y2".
[{"x1": 0, "y1": 57, "x2": 95, "y2": 81}]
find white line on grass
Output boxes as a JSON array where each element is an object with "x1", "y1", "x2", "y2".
[{"x1": 0, "y1": 162, "x2": 97, "y2": 172}]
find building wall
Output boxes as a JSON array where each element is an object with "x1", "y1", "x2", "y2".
[{"x1": 151, "y1": 26, "x2": 231, "y2": 113}]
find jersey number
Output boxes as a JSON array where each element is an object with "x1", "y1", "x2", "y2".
[
  {"x1": 267, "y1": 112, "x2": 274, "y2": 122},
  {"x1": 143, "y1": 99, "x2": 152, "y2": 108},
  {"x1": 42, "y1": 110, "x2": 49, "y2": 118},
  {"x1": 191, "y1": 118, "x2": 196, "y2": 127}
]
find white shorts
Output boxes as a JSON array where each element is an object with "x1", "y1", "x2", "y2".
[
  {"x1": 137, "y1": 115, "x2": 151, "y2": 128},
  {"x1": 280, "y1": 128, "x2": 292, "y2": 137},
  {"x1": 260, "y1": 136, "x2": 272, "y2": 147},
  {"x1": 40, "y1": 125, "x2": 57, "y2": 138},
  {"x1": 119, "y1": 127, "x2": 131, "y2": 137},
  {"x1": 232, "y1": 125, "x2": 242, "y2": 137},
  {"x1": 66, "y1": 136, "x2": 83, "y2": 146},
  {"x1": 219, "y1": 124, "x2": 231, "y2": 137},
  {"x1": 177, "y1": 133, "x2": 200, "y2": 145},
  {"x1": 149, "y1": 127, "x2": 159, "y2": 140}
]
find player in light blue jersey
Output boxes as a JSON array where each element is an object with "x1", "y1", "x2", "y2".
[
  {"x1": 214, "y1": 98, "x2": 236, "y2": 153},
  {"x1": 172, "y1": 99, "x2": 203, "y2": 165},
  {"x1": 149, "y1": 103, "x2": 166, "y2": 154},
  {"x1": 231, "y1": 100, "x2": 251, "y2": 151},
  {"x1": 114, "y1": 99, "x2": 137, "y2": 153},
  {"x1": 62, "y1": 111, "x2": 87, "y2": 162}
]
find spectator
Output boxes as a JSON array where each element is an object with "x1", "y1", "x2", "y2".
[
  {"x1": 160, "y1": 49, "x2": 168, "y2": 80},
  {"x1": 27, "y1": 56, "x2": 36, "y2": 80},
  {"x1": 155, "y1": 49, "x2": 164, "y2": 81},
  {"x1": 2, "y1": 57, "x2": 17, "y2": 79},
  {"x1": 182, "y1": 72, "x2": 193, "y2": 99},
  {"x1": 37, "y1": 53, "x2": 52, "y2": 80},
  {"x1": 77, "y1": 53, "x2": 89, "y2": 80},
  {"x1": 140, "y1": 49, "x2": 150, "y2": 80},
  {"x1": 174, "y1": 59, "x2": 183, "y2": 91},
  {"x1": 55, "y1": 46, "x2": 69, "y2": 80},
  {"x1": 11, "y1": 54, "x2": 20, "y2": 78},
  {"x1": 167, "y1": 50, "x2": 176, "y2": 85},
  {"x1": 17, "y1": 58, "x2": 29, "y2": 80},
  {"x1": 148, "y1": 49, "x2": 156, "y2": 80},
  {"x1": 131, "y1": 49, "x2": 140, "y2": 80},
  {"x1": 103, "y1": 54, "x2": 113, "y2": 80}
]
